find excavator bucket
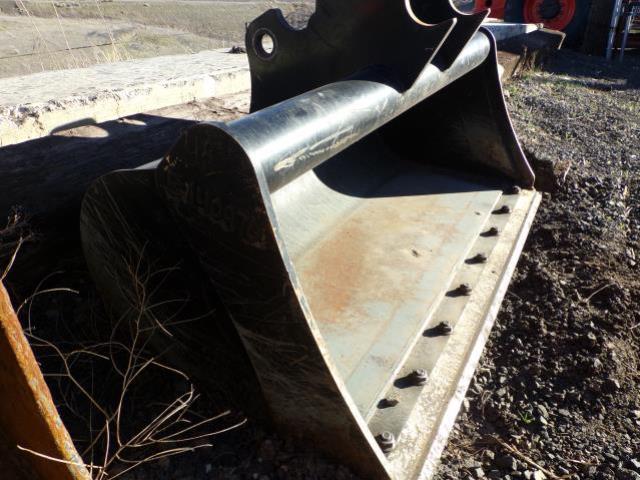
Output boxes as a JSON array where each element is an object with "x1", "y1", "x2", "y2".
[{"x1": 81, "y1": 1, "x2": 541, "y2": 478}]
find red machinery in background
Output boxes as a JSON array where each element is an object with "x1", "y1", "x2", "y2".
[
  {"x1": 475, "y1": 0, "x2": 508, "y2": 20},
  {"x1": 473, "y1": 0, "x2": 638, "y2": 53},
  {"x1": 475, "y1": 0, "x2": 581, "y2": 31}
]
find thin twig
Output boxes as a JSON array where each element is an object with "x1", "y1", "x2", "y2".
[
  {"x1": 584, "y1": 283, "x2": 615, "y2": 303},
  {"x1": 1, "y1": 236, "x2": 23, "y2": 282},
  {"x1": 484, "y1": 435, "x2": 565, "y2": 479},
  {"x1": 17, "y1": 445, "x2": 104, "y2": 471}
]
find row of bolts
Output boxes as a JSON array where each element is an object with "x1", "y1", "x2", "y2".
[{"x1": 375, "y1": 186, "x2": 520, "y2": 454}]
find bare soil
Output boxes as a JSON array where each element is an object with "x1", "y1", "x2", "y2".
[{"x1": 0, "y1": 0, "x2": 310, "y2": 78}]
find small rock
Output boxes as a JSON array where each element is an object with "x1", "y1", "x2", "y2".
[
  {"x1": 533, "y1": 471, "x2": 547, "y2": 480},
  {"x1": 463, "y1": 458, "x2": 482, "y2": 469},
  {"x1": 496, "y1": 455, "x2": 519, "y2": 471},
  {"x1": 604, "y1": 452, "x2": 621, "y2": 463},
  {"x1": 536, "y1": 405, "x2": 549, "y2": 418},
  {"x1": 473, "y1": 467, "x2": 485, "y2": 478},
  {"x1": 558, "y1": 409, "x2": 571, "y2": 417},
  {"x1": 604, "y1": 377, "x2": 621, "y2": 392},
  {"x1": 629, "y1": 459, "x2": 640, "y2": 472},
  {"x1": 258, "y1": 439, "x2": 277, "y2": 462},
  {"x1": 616, "y1": 468, "x2": 640, "y2": 480}
]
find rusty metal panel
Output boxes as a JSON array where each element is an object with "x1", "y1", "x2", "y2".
[
  {"x1": 277, "y1": 162, "x2": 503, "y2": 418},
  {"x1": 0, "y1": 281, "x2": 89, "y2": 480}
]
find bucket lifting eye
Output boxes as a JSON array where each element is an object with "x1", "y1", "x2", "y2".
[{"x1": 253, "y1": 28, "x2": 276, "y2": 60}]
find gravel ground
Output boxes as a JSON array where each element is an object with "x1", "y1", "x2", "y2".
[{"x1": 434, "y1": 50, "x2": 640, "y2": 480}]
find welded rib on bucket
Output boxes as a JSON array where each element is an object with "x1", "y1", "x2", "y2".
[{"x1": 409, "y1": 0, "x2": 489, "y2": 70}]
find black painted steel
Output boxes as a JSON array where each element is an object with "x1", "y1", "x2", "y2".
[
  {"x1": 409, "y1": 0, "x2": 489, "y2": 69},
  {"x1": 246, "y1": 0, "x2": 457, "y2": 111},
  {"x1": 81, "y1": 2, "x2": 537, "y2": 478},
  {"x1": 214, "y1": 30, "x2": 533, "y2": 193}
]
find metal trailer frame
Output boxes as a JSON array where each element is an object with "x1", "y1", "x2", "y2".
[{"x1": 618, "y1": 1, "x2": 640, "y2": 60}]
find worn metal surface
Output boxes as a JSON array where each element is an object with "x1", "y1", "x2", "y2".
[
  {"x1": 153, "y1": 32, "x2": 535, "y2": 480},
  {"x1": 288, "y1": 166, "x2": 503, "y2": 418},
  {"x1": 224, "y1": 31, "x2": 533, "y2": 192},
  {"x1": 482, "y1": 22, "x2": 540, "y2": 41},
  {"x1": 82, "y1": 2, "x2": 539, "y2": 479},
  {"x1": 385, "y1": 189, "x2": 541, "y2": 480},
  {"x1": 0, "y1": 281, "x2": 90, "y2": 480},
  {"x1": 80, "y1": 166, "x2": 263, "y2": 414}
]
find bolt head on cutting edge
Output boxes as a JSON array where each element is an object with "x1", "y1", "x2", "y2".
[{"x1": 377, "y1": 431, "x2": 397, "y2": 454}]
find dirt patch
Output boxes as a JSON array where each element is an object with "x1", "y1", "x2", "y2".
[
  {"x1": 0, "y1": 1, "x2": 312, "y2": 78},
  {"x1": 434, "y1": 50, "x2": 640, "y2": 480}
]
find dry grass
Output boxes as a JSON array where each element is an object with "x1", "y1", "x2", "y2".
[
  {"x1": 0, "y1": 0, "x2": 306, "y2": 75},
  {"x1": 0, "y1": 208, "x2": 33, "y2": 281},
  {"x1": 17, "y1": 274, "x2": 245, "y2": 478},
  {"x1": 9, "y1": 224, "x2": 245, "y2": 479}
]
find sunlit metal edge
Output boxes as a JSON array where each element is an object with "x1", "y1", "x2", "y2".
[{"x1": 385, "y1": 190, "x2": 541, "y2": 479}]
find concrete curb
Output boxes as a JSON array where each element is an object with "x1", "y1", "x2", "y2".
[{"x1": 0, "y1": 49, "x2": 249, "y2": 147}]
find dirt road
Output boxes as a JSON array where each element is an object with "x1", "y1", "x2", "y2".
[{"x1": 0, "y1": 0, "x2": 308, "y2": 78}]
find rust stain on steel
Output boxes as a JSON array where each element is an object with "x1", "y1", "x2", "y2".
[
  {"x1": 297, "y1": 190, "x2": 461, "y2": 372},
  {"x1": 0, "y1": 281, "x2": 90, "y2": 480},
  {"x1": 299, "y1": 220, "x2": 372, "y2": 322},
  {"x1": 293, "y1": 176, "x2": 500, "y2": 417}
]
